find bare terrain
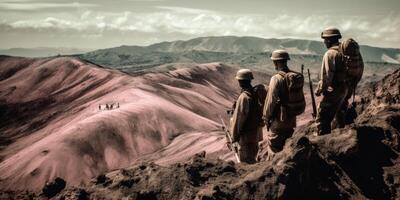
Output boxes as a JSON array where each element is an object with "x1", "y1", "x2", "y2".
[{"x1": 0, "y1": 42, "x2": 399, "y2": 199}]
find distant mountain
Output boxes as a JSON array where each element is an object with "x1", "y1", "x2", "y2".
[
  {"x1": 148, "y1": 36, "x2": 325, "y2": 55},
  {"x1": 82, "y1": 36, "x2": 400, "y2": 65},
  {"x1": 0, "y1": 47, "x2": 92, "y2": 58},
  {"x1": 79, "y1": 36, "x2": 400, "y2": 81}
]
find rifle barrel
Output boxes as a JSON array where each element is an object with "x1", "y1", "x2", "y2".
[
  {"x1": 219, "y1": 115, "x2": 241, "y2": 163},
  {"x1": 307, "y1": 69, "x2": 317, "y2": 118}
]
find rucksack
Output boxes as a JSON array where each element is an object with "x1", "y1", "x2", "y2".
[
  {"x1": 231, "y1": 84, "x2": 267, "y2": 126},
  {"x1": 253, "y1": 84, "x2": 268, "y2": 110},
  {"x1": 227, "y1": 84, "x2": 268, "y2": 117},
  {"x1": 339, "y1": 38, "x2": 364, "y2": 84},
  {"x1": 251, "y1": 84, "x2": 268, "y2": 126},
  {"x1": 278, "y1": 71, "x2": 306, "y2": 116}
]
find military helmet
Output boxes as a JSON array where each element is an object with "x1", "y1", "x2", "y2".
[
  {"x1": 235, "y1": 69, "x2": 254, "y2": 80},
  {"x1": 270, "y1": 49, "x2": 290, "y2": 61},
  {"x1": 321, "y1": 27, "x2": 342, "y2": 39}
]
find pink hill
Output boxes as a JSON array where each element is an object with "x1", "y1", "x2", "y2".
[
  {"x1": 0, "y1": 56, "x2": 273, "y2": 190},
  {"x1": 0, "y1": 55, "x2": 320, "y2": 191}
]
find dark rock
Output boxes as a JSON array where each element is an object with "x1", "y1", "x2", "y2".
[
  {"x1": 139, "y1": 164, "x2": 147, "y2": 170},
  {"x1": 42, "y1": 177, "x2": 66, "y2": 198},
  {"x1": 93, "y1": 174, "x2": 110, "y2": 185},
  {"x1": 219, "y1": 161, "x2": 236, "y2": 174},
  {"x1": 76, "y1": 188, "x2": 89, "y2": 200},
  {"x1": 134, "y1": 190, "x2": 158, "y2": 200}
]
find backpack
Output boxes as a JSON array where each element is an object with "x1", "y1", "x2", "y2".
[
  {"x1": 253, "y1": 84, "x2": 268, "y2": 110},
  {"x1": 278, "y1": 71, "x2": 306, "y2": 116},
  {"x1": 227, "y1": 84, "x2": 268, "y2": 117},
  {"x1": 339, "y1": 38, "x2": 364, "y2": 84},
  {"x1": 231, "y1": 84, "x2": 267, "y2": 126},
  {"x1": 251, "y1": 84, "x2": 268, "y2": 126}
]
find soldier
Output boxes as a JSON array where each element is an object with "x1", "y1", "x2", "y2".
[
  {"x1": 315, "y1": 27, "x2": 349, "y2": 135},
  {"x1": 230, "y1": 69, "x2": 263, "y2": 164},
  {"x1": 263, "y1": 50, "x2": 304, "y2": 159}
]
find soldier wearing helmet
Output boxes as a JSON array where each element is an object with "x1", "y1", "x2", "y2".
[
  {"x1": 262, "y1": 49, "x2": 298, "y2": 160},
  {"x1": 230, "y1": 69, "x2": 263, "y2": 164},
  {"x1": 315, "y1": 27, "x2": 349, "y2": 135}
]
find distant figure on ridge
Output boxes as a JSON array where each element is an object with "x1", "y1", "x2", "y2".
[{"x1": 263, "y1": 50, "x2": 305, "y2": 160}]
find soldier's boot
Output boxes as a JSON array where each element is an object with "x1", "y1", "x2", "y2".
[
  {"x1": 335, "y1": 105, "x2": 347, "y2": 129},
  {"x1": 316, "y1": 105, "x2": 334, "y2": 135},
  {"x1": 316, "y1": 120, "x2": 331, "y2": 135}
]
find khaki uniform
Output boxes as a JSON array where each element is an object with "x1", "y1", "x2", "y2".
[
  {"x1": 230, "y1": 88, "x2": 262, "y2": 164},
  {"x1": 338, "y1": 75, "x2": 360, "y2": 126},
  {"x1": 316, "y1": 45, "x2": 349, "y2": 134},
  {"x1": 263, "y1": 69, "x2": 296, "y2": 159}
]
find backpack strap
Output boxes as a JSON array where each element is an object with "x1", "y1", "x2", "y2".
[
  {"x1": 277, "y1": 71, "x2": 286, "y2": 78},
  {"x1": 276, "y1": 71, "x2": 290, "y2": 106},
  {"x1": 242, "y1": 88, "x2": 257, "y2": 102},
  {"x1": 241, "y1": 89, "x2": 260, "y2": 116},
  {"x1": 329, "y1": 44, "x2": 346, "y2": 58}
]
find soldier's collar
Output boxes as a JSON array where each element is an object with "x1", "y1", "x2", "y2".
[
  {"x1": 278, "y1": 67, "x2": 290, "y2": 73},
  {"x1": 241, "y1": 87, "x2": 253, "y2": 92},
  {"x1": 330, "y1": 43, "x2": 340, "y2": 48}
]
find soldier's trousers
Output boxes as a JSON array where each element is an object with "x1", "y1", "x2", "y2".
[
  {"x1": 239, "y1": 140, "x2": 259, "y2": 164},
  {"x1": 316, "y1": 86, "x2": 348, "y2": 134},
  {"x1": 267, "y1": 127, "x2": 294, "y2": 153},
  {"x1": 337, "y1": 82, "x2": 357, "y2": 126}
]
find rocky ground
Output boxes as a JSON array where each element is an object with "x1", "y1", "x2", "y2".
[{"x1": 1, "y1": 65, "x2": 399, "y2": 199}]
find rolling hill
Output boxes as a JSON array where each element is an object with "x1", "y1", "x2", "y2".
[{"x1": 0, "y1": 55, "x2": 273, "y2": 190}]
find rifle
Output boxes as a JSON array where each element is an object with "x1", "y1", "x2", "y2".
[
  {"x1": 219, "y1": 115, "x2": 241, "y2": 163},
  {"x1": 301, "y1": 64, "x2": 304, "y2": 75},
  {"x1": 307, "y1": 69, "x2": 317, "y2": 118}
]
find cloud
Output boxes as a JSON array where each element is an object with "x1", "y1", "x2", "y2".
[
  {"x1": 0, "y1": 7, "x2": 399, "y2": 48},
  {"x1": 0, "y1": 2, "x2": 97, "y2": 11},
  {"x1": 128, "y1": 0, "x2": 165, "y2": 1},
  {"x1": 155, "y1": 6, "x2": 214, "y2": 14}
]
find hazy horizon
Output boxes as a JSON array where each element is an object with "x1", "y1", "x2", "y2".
[
  {"x1": 2, "y1": 36, "x2": 400, "y2": 51},
  {"x1": 1, "y1": 0, "x2": 399, "y2": 49}
]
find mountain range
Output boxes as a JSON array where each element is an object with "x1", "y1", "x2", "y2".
[
  {"x1": 81, "y1": 36, "x2": 400, "y2": 66},
  {"x1": 76, "y1": 36, "x2": 400, "y2": 85},
  {"x1": 2, "y1": 36, "x2": 399, "y2": 65}
]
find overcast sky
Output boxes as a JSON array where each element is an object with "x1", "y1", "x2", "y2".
[{"x1": 0, "y1": 0, "x2": 399, "y2": 49}]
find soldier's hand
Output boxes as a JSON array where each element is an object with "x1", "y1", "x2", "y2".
[
  {"x1": 315, "y1": 81, "x2": 323, "y2": 96},
  {"x1": 226, "y1": 142, "x2": 232, "y2": 151},
  {"x1": 265, "y1": 120, "x2": 272, "y2": 131},
  {"x1": 232, "y1": 135, "x2": 239, "y2": 144},
  {"x1": 315, "y1": 87, "x2": 322, "y2": 96}
]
